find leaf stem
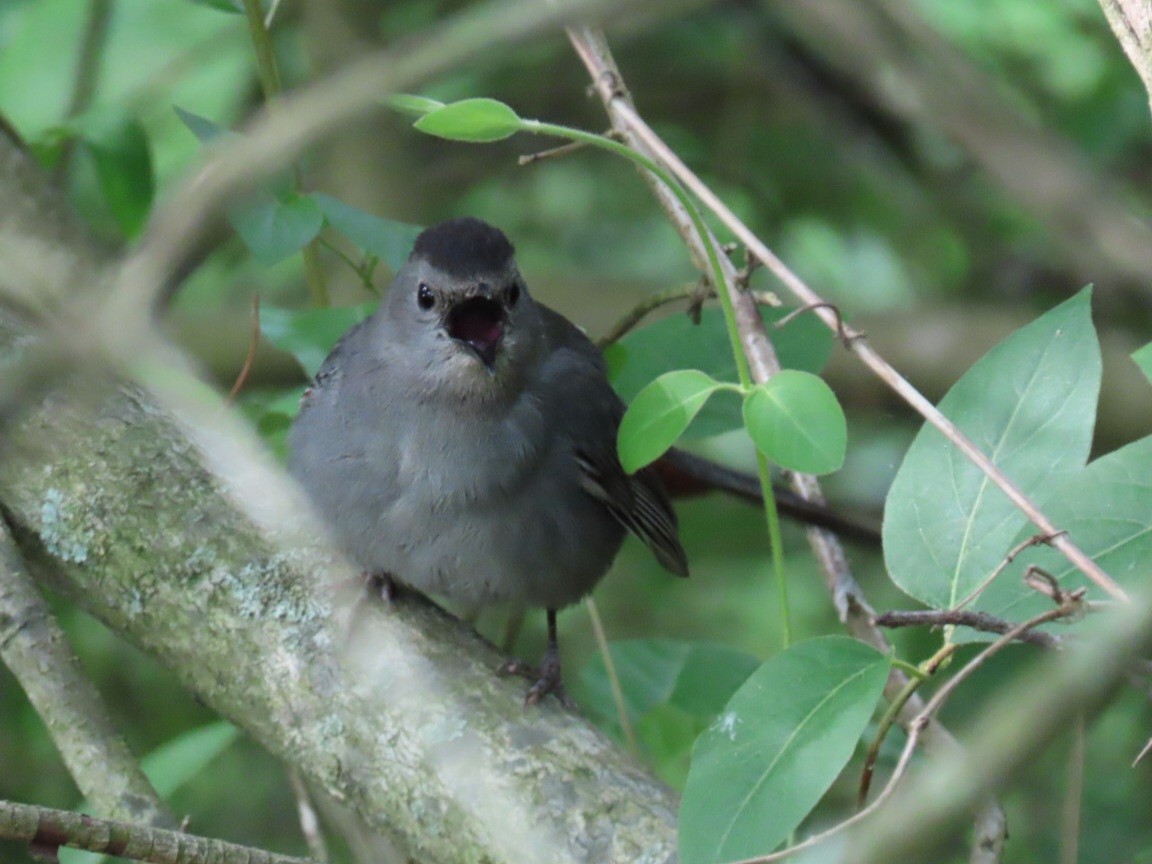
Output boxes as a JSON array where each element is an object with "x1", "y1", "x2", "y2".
[
  {"x1": 524, "y1": 120, "x2": 752, "y2": 389},
  {"x1": 241, "y1": 0, "x2": 329, "y2": 308},
  {"x1": 521, "y1": 116, "x2": 787, "y2": 630}
]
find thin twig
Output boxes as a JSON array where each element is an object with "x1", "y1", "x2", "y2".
[
  {"x1": 858, "y1": 642, "x2": 957, "y2": 806},
  {"x1": 226, "y1": 295, "x2": 261, "y2": 405},
  {"x1": 241, "y1": 0, "x2": 329, "y2": 308},
  {"x1": 874, "y1": 609, "x2": 1061, "y2": 649},
  {"x1": 518, "y1": 139, "x2": 590, "y2": 165},
  {"x1": 603, "y1": 93, "x2": 1126, "y2": 603},
  {"x1": 595, "y1": 283, "x2": 702, "y2": 347},
  {"x1": 565, "y1": 25, "x2": 1007, "y2": 858},
  {"x1": 0, "y1": 521, "x2": 173, "y2": 828},
  {"x1": 585, "y1": 596, "x2": 638, "y2": 755},
  {"x1": 0, "y1": 798, "x2": 317, "y2": 864},
  {"x1": 952, "y1": 533, "x2": 1063, "y2": 612},
  {"x1": 289, "y1": 769, "x2": 329, "y2": 863},
  {"x1": 53, "y1": 0, "x2": 113, "y2": 180}
]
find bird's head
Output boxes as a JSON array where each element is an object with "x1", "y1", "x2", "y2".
[{"x1": 380, "y1": 217, "x2": 542, "y2": 400}]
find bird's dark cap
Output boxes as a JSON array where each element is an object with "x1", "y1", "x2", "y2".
[{"x1": 411, "y1": 217, "x2": 515, "y2": 278}]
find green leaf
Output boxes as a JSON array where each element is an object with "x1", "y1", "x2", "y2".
[
  {"x1": 883, "y1": 288, "x2": 1100, "y2": 615},
  {"x1": 679, "y1": 636, "x2": 889, "y2": 864},
  {"x1": 605, "y1": 306, "x2": 831, "y2": 439},
  {"x1": 62, "y1": 721, "x2": 240, "y2": 864},
  {"x1": 618, "y1": 370, "x2": 726, "y2": 473},
  {"x1": 230, "y1": 191, "x2": 323, "y2": 266},
  {"x1": 1132, "y1": 342, "x2": 1152, "y2": 387},
  {"x1": 260, "y1": 304, "x2": 374, "y2": 377},
  {"x1": 387, "y1": 94, "x2": 445, "y2": 116},
  {"x1": 413, "y1": 98, "x2": 523, "y2": 143},
  {"x1": 140, "y1": 720, "x2": 240, "y2": 796},
  {"x1": 742, "y1": 371, "x2": 846, "y2": 474},
  {"x1": 184, "y1": 0, "x2": 244, "y2": 11},
  {"x1": 577, "y1": 639, "x2": 761, "y2": 735},
  {"x1": 78, "y1": 114, "x2": 155, "y2": 238},
  {"x1": 173, "y1": 105, "x2": 235, "y2": 144},
  {"x1": 312, "y1": 193, "x2": 423, "y2": 273},
  {"x1": 988, "y1": 434, "x2": 1152, "y2": 623}
]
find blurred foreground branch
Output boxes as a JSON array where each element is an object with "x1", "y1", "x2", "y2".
[{"x1": 0, "y1": 105, "x2": 676, "y2": 864}]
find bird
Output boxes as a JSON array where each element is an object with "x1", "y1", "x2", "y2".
[{"x1": 289, "y1": 216, "x2": 688, "y2": 705}]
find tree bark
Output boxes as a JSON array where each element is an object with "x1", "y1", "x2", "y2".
[{"x1": 0, "y1": 130, "x2": 677, "y2": 864}]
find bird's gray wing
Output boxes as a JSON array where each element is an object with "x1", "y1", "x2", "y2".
[{"x1": 538, "y1": 306, "x2": 689, "y2": 578}]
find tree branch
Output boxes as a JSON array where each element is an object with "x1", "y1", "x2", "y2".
[
  {"x1": 564, "y1": 26, "x2": 1007, "y2": 862},
  {"x1": 0, "y1": 798, "x2": 314, "y2": 864},
  {"x1": 1098, "y1": 0, "x2": 1152, "y2": 116},
  {"x1": 0, "y1": 105, "x2": 677, "y2": 864},
  {"x1": 0, "y1": 520, "x2": 173, "y2": 828}
]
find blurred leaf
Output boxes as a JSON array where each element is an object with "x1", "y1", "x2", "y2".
[
  {"x1": 388, "y1": 93, "x2": 445, "y2": 116},
  {"x1": 313, "y1": 193, "x2": 423, "y2": 273},
  {"x1": 173, "y1": 105, "x2": 235, "y2": 144},
  {"x1": 1132, "y1": 342, "x2": 1152, "y2": 387},
  {"x1": 578, "y1": 639, "x2": 761, "y2": 734},
  {"x1": 634, "y1": 703, "x2": 702, "y2": 788},
  {"x1": 260, "y1": 305, "x2": 374, "y2": 377},
  {"x1": 679, "y1": 636, "x2": 889, "y2": 864},
  {"x1": 742, "y1": 371, "x2": 846, "y2": 475},
  {"x1": 883, "y1": 287, "x2": 1099, "y2": 615},
  {"x1": 413, "y1": 98, "x2": 523, "y2": 142},
  {"x1": 605, "y1": 306, "x2": 831, "y2": 438},
  {"x1": 230, "y1": 191, "x2": 323, "y2": 266},
  {"x1": 62, "y1": 721, "x2": 240, "y2": 864},
  {"x1": 184, "y1": 0, "x2": 244, "y2": 11},
  {"x1": 618, "y1": 370, "x2": 726, "y2": 473},
  {"x1": 141, "y1": 720, "x2": 240, "y2": 796},
  {"x1": 238, "y1": 388, "x2": 304, "y2": 463},
  {"x1": 78, "y1": 114, "x2": 155, "y2": 237},
  {"x1": 27, "y1": 124, "x2": 71, "y2": 170}
]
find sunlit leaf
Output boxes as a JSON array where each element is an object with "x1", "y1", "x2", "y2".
[
  {"x1": 605, "y1": 306, "x2": 831, "y2": 439},
  {"x1": 617, "y1": 370, "x2": 726, "y2": 473},
  {"x1": 742, "y1": 371, "x2": 846, "y2": 474},
  {"x1": 413, "y1": 98, "x2": 523, "y2": 142},
  {"x1": 388, "y1": 93, "x2": 445, "y2": 116}
]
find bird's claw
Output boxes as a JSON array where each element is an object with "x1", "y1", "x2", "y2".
[{"x1": 498, "y1": 654, "x2": 573, "y2": 708}]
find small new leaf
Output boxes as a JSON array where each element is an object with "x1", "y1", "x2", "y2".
[
  {"x1": 413, "y1": 98, "x2": 523, "y2": 143},
  {"x1": 388, "y1": 94, "x2": 445, "y2": 117},
  {"x1": 743, "y1": 370, "x2": 846, "y2": 474},
  {"x1": 618, "y1": 370, "x2": 725, "y2": 473}
]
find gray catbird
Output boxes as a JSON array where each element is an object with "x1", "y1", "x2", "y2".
[{"x1": 290, "y1": 216, "x2": 687, "y2": 704}]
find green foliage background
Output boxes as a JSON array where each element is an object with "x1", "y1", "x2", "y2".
[{"x1": 2, "y1": 0, "x2": 1152, "y2": 862}]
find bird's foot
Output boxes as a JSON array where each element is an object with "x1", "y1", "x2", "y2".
[
  {"x1": 364, "y1": 571, "x2": 400, "y2": 602},
  {"x1": 498, "y1": 650, "x2": 573, "y2": 708}
]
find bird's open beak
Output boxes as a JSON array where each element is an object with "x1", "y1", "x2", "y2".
[{"x1": 446, "y1": 296, "x2": 505, "y2": 370}]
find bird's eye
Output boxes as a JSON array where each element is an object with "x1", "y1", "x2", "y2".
[
  {"x1": 506, "y1": 282, "x2": 520, "y2": 307},
  {"x1": 417, "y1": 283, "x2": 435, "y2": 310}
]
